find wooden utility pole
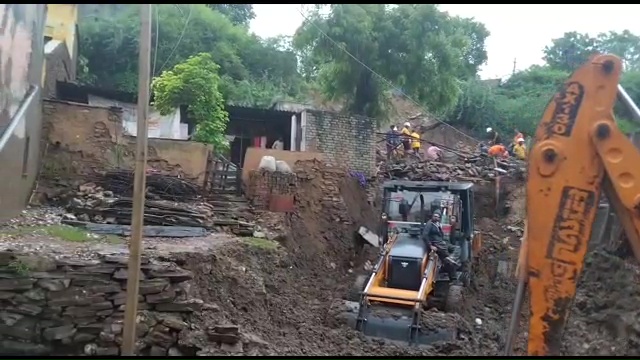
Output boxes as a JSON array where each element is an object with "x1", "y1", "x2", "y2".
[
  {"x1": 121, "y1": 4, "x2": 152, "y2": 356},
  {"x1": 512, "y1": 58, "x2": 517, "y2": 75}
]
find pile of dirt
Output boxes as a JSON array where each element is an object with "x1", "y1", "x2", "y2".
[
  {"x1": 179, "y1": 245, "x2": 447, "y2": 356},
  {"x1": 561, "y1": 250, "x2": 640, "y2": 355}
]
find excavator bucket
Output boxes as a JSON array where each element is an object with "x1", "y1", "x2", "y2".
[{"x1": 335, "y1": 300, "x2": 459, "y2": 345}]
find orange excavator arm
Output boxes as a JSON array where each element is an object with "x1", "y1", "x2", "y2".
[{"x1": 505, "y1": 54, "x2": 640, "y2": 356}]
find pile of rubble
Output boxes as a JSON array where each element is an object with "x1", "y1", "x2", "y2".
[
  {"x1": 377, "y1": 143, "x2": 526, "y2": 183},
  {"x1": 58, "y1": 182, "x2": 255, "y2": 237}
]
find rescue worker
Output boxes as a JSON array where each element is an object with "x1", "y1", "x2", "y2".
[
  {"x1": 422, "y1": 212, "x2": 460, "y2": 279},
  {"x1": 401, "y1": 122, "x2": 412, "y2": 156},
  {"x1": 410, "y1": 128, "x2": 421, "y2": 157},
  {"x1": 507, "y1": 129, "x2": 523, "y2": 156},
  {"x1": 385, "y1": 125, "x2": 399, "y2": 159},
  {"x1": 488, "y1": 144, "x2": 509, "y2": 159},
  {"x1": 513, "y1": 137, "x2": 527, "y2": 160},
  {"x1": 486, "y1": 127, "x2": 502, "y2": 145},
  {"x1": 513, "y1": 129, "x2": 523, "y2": 145}
]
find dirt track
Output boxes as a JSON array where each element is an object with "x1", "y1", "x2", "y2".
[{"x1": 174, "y1": 161, "x2": 640, "y2": 356}]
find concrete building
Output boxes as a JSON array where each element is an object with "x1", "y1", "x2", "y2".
[{"x1": 0, "y1": 4, "x2": 48, "y2": 222}]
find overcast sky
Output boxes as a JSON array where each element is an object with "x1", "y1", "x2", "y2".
[{"x1": 250, "y1": 4, "x2": 640, "y2": 79}]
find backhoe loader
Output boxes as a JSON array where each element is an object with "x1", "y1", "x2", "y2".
[
  {"x1": 504, "y1": 54, "x2": 640, "y2": 356},
  {"x1": 338, "y1": 180, "x2": 482, "y2": 345}
]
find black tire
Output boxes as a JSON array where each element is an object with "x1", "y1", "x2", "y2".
[
  {"x1": 347, "y1": 275, "x2": 368, "y2": 302},
  {"x1": 444, "y1": 284, "x2": 464, "y2": 313}
]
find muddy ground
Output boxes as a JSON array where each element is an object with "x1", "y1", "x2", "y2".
[
  {"x1": 176, "y1": 164, "x2": 640, "y2": 356},
  {"x1": 6, "y1": 162, "x2": 640, "y2": 355}
]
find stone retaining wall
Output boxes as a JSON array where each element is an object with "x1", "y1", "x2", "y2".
[{"x1": 0, "y1": 250, "x2": 201, "y2": 356}]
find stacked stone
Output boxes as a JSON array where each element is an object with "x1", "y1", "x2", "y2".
[{"x1": 0, "y1": 251, "x2": 202, "y2": 356}]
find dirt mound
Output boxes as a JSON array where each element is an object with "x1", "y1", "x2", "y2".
[
  {"x1": 179, "y1": 245, "x2": 442, "y2": 355},
  {"x1": 281, "y1": 159, "x2": 378, "y2": 270},
  {"x1": 560, "y1": 251, "x2": 640, "y2": 355}
]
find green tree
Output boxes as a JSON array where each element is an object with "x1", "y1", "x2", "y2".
[
  {"x1": 206, "y1": 4, "x2": 255, "y2": 26},
  {"x1": 445, "y1": 66, "x2": 570, "y2": 136},
  {"x1": 443, "y1": 80, "x2": 500, "y2": 132},
  {"x1": 543, "y1": 31, "x2": 598, "y2": 72},
  {"x1": 449, "y1": 30, "x2": 640, "y2": 139},
  {"x1": 152, "y1": 53, "x2": 229, "y2": 149},
  {"x1": 293, "y1": 4, "x2": 489, "y2": 119},
  {"x1": 543, "y1": 30, "x2": 640, "y2": 72},
  {"x1": 78, "y1": 4, "x2": 304, "y2": 107},
  {"x1": 598, "y1": 30, "x2": 640, "y2": 71},
  {"x1": 451, "y1": 16, "x2": 490, "y2": 79}
]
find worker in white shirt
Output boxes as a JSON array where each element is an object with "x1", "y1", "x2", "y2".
[{"x1": 271, "y1": 137, "x2": 284, "y2": 150}]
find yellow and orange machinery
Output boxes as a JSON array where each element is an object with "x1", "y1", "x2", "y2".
[
  {"x1": 505, "y1": 54, "x2": 640, "y2": 355},
  {"x1": 342, "y1": 180, "x2": 482, "y2": 345}
]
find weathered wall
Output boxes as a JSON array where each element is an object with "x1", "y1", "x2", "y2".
[
  {"x1": 42, "y1": 100, "x2": 211, "y2": 183},
  {"x1": 0, "y1": 4, "x2": 44, "y2": 130},
  {"x1": 43, "y1": 40, "x2": 73, "y2": 99},
  {"x1": 0, "y1": 250, "x2": 199, "y2": 356},
  {"x1": 303, "y1": 110, "x2": 375, "y2": 175},
  {"x1": 0, "y1": 4, "x2": 47, "y2": 222},
  {"x1": 241, "y1": 148, "x2": 325, "y2": 185}
]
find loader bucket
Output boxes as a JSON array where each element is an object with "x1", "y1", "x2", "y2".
[{"x1": 336, "y1": 301, "x2": 458, "y2": 346}]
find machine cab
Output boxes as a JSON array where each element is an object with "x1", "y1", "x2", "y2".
[{"x1": 380, "y1": 180, "x2": 478, "y2": 263}]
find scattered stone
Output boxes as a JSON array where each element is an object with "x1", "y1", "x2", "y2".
[{"x1": 207, "y1": 324, "x2": 241, "y2": 344}]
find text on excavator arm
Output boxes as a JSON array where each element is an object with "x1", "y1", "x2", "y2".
[{"x1": 525, "y1": 54, "x2": 640, "y2": 355}]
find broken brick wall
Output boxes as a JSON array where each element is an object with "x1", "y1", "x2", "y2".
[
  {"x1": 41, "y1": 100, "x2": 211, "y2": 183},
  {"x1": 0, "y1": 250, "x2": 200, "y2": 356},
  {"x1": 303, "y1": 110, "x2": 375, "y2": 175}
]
